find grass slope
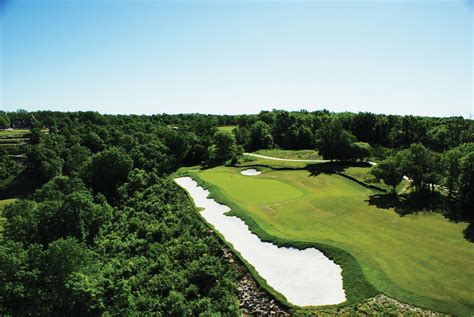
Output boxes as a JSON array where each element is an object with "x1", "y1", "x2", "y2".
[
  {"x1": 191, "y1": 166, "x2": 473, "y2": 316},
  {"x1": 254, "y1": 149, "x2": 322, "y2": 160}
]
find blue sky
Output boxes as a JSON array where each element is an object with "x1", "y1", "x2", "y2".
[{"x1": 1, "y1": 0, "x2": 472, "y2": 117}]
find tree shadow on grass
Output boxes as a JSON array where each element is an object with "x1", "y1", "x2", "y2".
[
  {"x1": 367, "y1": 191, "x2": 474, "y2": 242},
  {"x1": 367, "y1": 193, "x2": 425, "y2": 216},
  {"x1": 0, "y1": 171, "x2": 43, "y2": 199},
  {"x1": 463, "y1": 223, "x2": 474, "y2": 242},
  {"x1": 307, "y1": 162, "x2": 350, "y2": 177}
]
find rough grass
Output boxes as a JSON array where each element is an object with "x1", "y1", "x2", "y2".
[
  {"x1": 238, "y1": 155, "x2": 310, "y2": 169},
  {"x1": 217, "y1": 125, "x2": 237, "y2": 133},
  {"x1": 255, "y1": 149, "x2": 322, "y2": 160},
  {"x1": 190, "y1": 166, "x2": 474, "y2": 316}
]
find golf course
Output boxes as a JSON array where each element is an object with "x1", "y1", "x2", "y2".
[{"x1": 183, "y1": 164, "x2": 474, "y2": 316}]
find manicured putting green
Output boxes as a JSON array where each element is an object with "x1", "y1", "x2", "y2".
[
  {"x1": 195, "y1": 166, "x2": 474, "y2": 316},
  {"x1": 203, "y1": 169, "x2": 302, "y2": 204}
]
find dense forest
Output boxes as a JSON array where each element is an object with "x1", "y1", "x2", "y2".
[{"x1": 0, "y1": 109, "x2": 473, "y2": 315}]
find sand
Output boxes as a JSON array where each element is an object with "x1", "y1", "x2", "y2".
[
  {"x1": 174, "y1": 176, "x2": 346, "y2": 307},
  {"x1": 240, "y1": 168, "x2": 262, "y2": 176}
]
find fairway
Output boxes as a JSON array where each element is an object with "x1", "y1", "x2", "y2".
[{"x1": 193, "y1": 166, "x2": 474, "y2": 316}]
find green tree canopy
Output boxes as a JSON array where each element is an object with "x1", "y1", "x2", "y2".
[
  {"x1": 207, "y1": 131, "x2": 241, "y2": 165},
  {"x1": 315, "y1": 119, "x2": 356, "y2": 160},
  {"x1": 371, "y1": 155, "x2": 404, "y2": 192},
  {"x1": 82, "y1": 147, "x2": 133, "y2": 199}
]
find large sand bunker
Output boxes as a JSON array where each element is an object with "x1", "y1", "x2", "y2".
[{"x1": 175, "y1": 176, "x2": 346, "y2": 307}]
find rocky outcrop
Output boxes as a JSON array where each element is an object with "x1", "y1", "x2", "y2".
[
  {"x1": 221, "y1": 246, "x2": 449, "y2": 316},
  {"x1": 221, "y1": 248, "x2": 290, "y2": 316},
  {"x1": 237, "y1": 275, "x2": 290, "y2": 316}
]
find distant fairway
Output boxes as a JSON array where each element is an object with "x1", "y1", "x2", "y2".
[
  {"x1": 217, "y1": 125, "x2": 237, "y2": 133},
  {"x1": 194, "y1": 166, "x2": 474, "y2": 316}
]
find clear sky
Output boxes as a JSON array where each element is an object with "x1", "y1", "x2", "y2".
[{"x1": 0, "y1": 0, "x2": 472, "y2": 117}]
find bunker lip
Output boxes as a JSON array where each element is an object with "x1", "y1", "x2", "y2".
[
  {"x1": 240, "y1": 168, "x2": 261, "y2": 176},
  {"x1": 174, "y1": 176, "x2": 346, "y2": 307}
]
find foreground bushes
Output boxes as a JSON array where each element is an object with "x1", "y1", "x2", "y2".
[{"x1": 0, "y1": 174, "x2": 239, "y2": 315}]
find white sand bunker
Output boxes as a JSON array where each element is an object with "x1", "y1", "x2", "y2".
[
  {"x1": 174, "y1": 177, "x2": 346, "y2": 307},
  {"x1": 240, "y1": 168, "x2": 261, "y2": 176}
]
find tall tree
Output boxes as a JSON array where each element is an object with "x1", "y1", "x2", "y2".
[
  {"x1": 248, "y1": 121, "x2": 273, "y2": 151},
  {"x1": 207, "y1": 131, "x2": 241, "y2": 165},
  {"x1": 398, "y1": 143, "x2": 440, "y2": 193},
  {"x1": 82, "y1": 147, "x2": 133, "y2": 199},
  {"x1": 0, "y1": 114, "x2": 10, "y2": 130},
  {"x1": 315, "y1": 119, "x2": 355, "y2": 160},
  {"x1": 458, "y1": 152, "x2": 474, "y2": 214},
  {"x1": 371, "y1": 156, "x2": 404, "y2": 192},
  {"x1": 442, "y1": 143, "x2": 474, "y2": 197}
]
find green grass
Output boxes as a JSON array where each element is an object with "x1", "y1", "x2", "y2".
[
  {"x1": 177, "y1": 166, "x2": 378, "y2": 312},
  {"x1": 0, "y1": 129, "x2": 30, "y2": 137},
  {"x1": 238, "y1": 155, "x2": 310, "y2": 169},
  {"x1": 202, "y1": 169, "x2": 303, "y2": 204},
  {"x1": 0, "y1": 198, "x2": 16, "y2": 209},
  {"x1": 188, "y1": 166, "x2": 474, "y2": 316},
  {"x1": 0, "y1": 138, "x2": 28, "y2": 144},
  {"x1": 254, "y1": 149, "x2": 322, "y2": 160},
  {"x1": 343, "y1": 166, "x2": 409, "y2": 193},
  {"x1": 217, "y1": 125, "x2": 237, "y2": 133},
  {"x1": 238, "y1": 153, "x2": 396, "y2": 191},
  {"x1": 0, "y1": 128, "x2": 48, "y2": 139},
  {"x1": 0, "y1": 198, "x2": 16, "y2": 236}
]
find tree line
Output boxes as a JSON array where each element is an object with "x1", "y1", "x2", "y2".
[
  {"x1": 0, "y1": 108, "x2": 473, "y2": 314},
  {"x1": 0, "y1": 110, "x2": 241, "y2": 315}
]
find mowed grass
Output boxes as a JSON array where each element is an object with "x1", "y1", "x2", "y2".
[
  {"x1": 217, "y1": 125, "x2": 237, "y2": 133},
  {"x1": 238, "y1": 153, "x2": 404, "y2": 192},
  {"x1": 204, "y1": 169, "x2": 302, "y2": 204},
  {"x1": 343, "y1": 166, "x2": 409, "y2": 193},
  {"x1": 0, "y1": 129, "x2": 30, "y2": 137},
  {"x1": 254, "y1": 149, "x2": 322, "y2": 160},
  {"x1": 195, "y1": 166, "x2": 474, "y2": 316},
  {"x1": 0, "y1": 128, "x2": 47, "y2": 138},
  {"x1": 239, "y1": 155, "x2": 310, "y2": 169}
]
